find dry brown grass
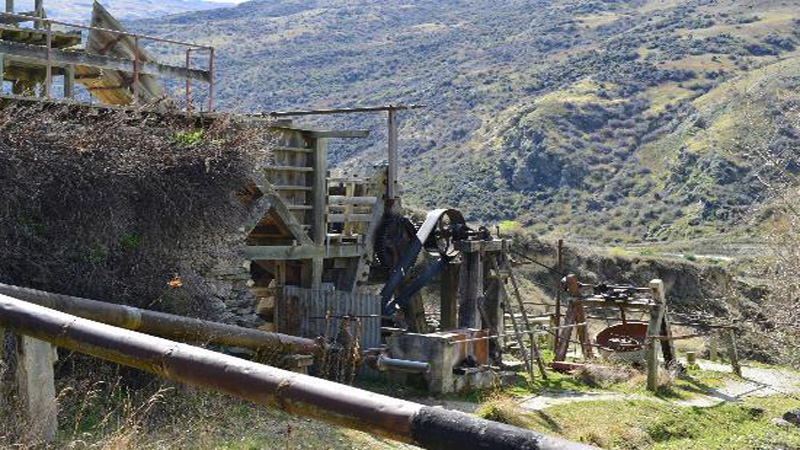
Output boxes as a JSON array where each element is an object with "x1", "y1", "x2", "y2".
[{"x1": 0, "y1": 101, "x2": 274, "y2": 319}]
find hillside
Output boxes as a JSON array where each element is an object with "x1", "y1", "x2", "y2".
[{"x1": 132, "y1": 0, "x2": 800, "y2": 243}]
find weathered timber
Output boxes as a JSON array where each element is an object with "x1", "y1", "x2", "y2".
[
  {"x1": 15, "y1": 334, "x2": 57, "y2": 443},
  {"x1": 0, "y1": 39, "x2": 210, "y2": 81},
  {"x1": 243, "y1": 244, "x2": 362, "y2": 260},
  {"x1": 327, "y1": 213, "x2": 373, "y2": 223},
  {"x1": 308, "y1": 130, "x2": 369, "y2": 139},
  {"x1": 646, "y1": 280, "x2": 666, "y2": 392},
  {"x1": 0, "y1": 295, "x2": 595, "y2": 450},
  {"x1": 0, "y1": 283, "x2": 317, "y2": 354}
]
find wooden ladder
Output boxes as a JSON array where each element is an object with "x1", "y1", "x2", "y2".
[{"x1": 489, "y1": 247, "x2": 548, "y2": 380}]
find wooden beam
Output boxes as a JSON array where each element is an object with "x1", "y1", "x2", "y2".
[
  {"x1": 308, "y1": 130, "x2": 369, "y2": 139},
  {"x1": 263, "y1": 192, "x2": 313, "y2": 246},
  {"x1": 646, "y1": 279, "x2": 666, "y2": 392},
  {"x1": 242, "y1": 244, "x2": 362, "y2": 260},
  {"x1": 727, "y1": 329, "x2": 741, "y2": 377},
  {"x1": 15, "y1": 334, "x2": 58, "y2": 442},
  {"x1": 63, "y1": 64, "x2": 74, "y2": 98},
  {"x1": 312, "y1": 138, "x2": 327, "y2": 245},
  {"x1": 328, "y1": 195, "x2": 377, "y2": 206},
  {"x1": 440, "y1": 261, "x2": 460, "y2": 330},
  {"x1": 0, "y1": 40, "x2": 211, "y2": 82},
  {"x1": 327, "y1": 213, "x2": 373, "y2": 223}
]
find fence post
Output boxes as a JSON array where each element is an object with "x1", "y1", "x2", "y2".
[
  {"x1": 15, "y1": 335, "x2": 58, "y2": 442},
  {"x1": 646, "y1": 280, "x2": 666, "y2": 392},
  {"x1": 727, "y1": 329, "x2": 741, "y2": 377}
]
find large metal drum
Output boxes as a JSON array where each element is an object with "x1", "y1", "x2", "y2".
[{"x1": 596, "y1": 323, "x2": 648, "y2": 361}]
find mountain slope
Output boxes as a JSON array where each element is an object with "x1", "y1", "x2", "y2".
[{"x1": 132, "y1": 0, "x2": 799, "y2": 243}]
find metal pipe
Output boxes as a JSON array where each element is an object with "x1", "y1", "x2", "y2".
[
  {"x1": 378, "y1": 356, "x2": 430, "y2": 374},
  {"x1": 0, "y1": 295, "x2": 595, "y2": 450},
  {"x1": 0, "y1": 283, "x2": 317, "y2": 355}
]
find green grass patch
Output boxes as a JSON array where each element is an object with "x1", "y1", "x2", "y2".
[{"x1": 479, "y1": 395, "x2": 799, "y2": 449}]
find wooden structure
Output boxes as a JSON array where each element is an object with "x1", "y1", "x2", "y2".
[
  {"x1": 0, "y1": 1, "x2": 213, "y2": 110},
  {"x1": 554, "y1": 276, "x2": 676, "y2": 392}
]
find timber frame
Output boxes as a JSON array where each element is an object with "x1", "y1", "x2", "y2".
[{"x1": 0, "y1": 1, "x2": 214, "y2": 111}]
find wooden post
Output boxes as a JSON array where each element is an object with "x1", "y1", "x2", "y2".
[
  {"x1": 646, "y1": 279, "x2": 666, "y2": 392},
  {"x1": 440, "y1": 261, "x2": 460, "y2": 330},
  {"x1": 574, "y1": 302, "x2": 592, "y2": 359},
  {"x1": 727, "y1": 329, "x2": 741, "y2": 377},
  {"x1": 458, "y1": 249, "x2": 482, "y2": 329},
  {"x1": 0, "y1": 54, "x2": 4, "y2": 95},
  {"x1": 386, "y1": 108, "x2": 398, "y2": 199},
  {"x1": 16, "y1": 335, "x2": 58, "y2": 442},
  {"x1": 554, "y1": 239, "x2": 563, "y2": 351},
  {"x1": 64, "y1": 65, "x2": 75, "y2": 99},
  {"x1": 312, "y1": 138, "x2": 327, "y2": 246},
  {"x1": 708, "y1": 336, "x2": 718, "y2": 361}
]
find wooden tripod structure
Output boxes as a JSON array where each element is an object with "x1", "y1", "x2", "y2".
[{"x1": 554, "y1": 276, "x2": 675, "y2": 392}]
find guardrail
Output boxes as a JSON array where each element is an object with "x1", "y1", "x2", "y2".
[{"x1": 0, "y1": 293, "x2": 596, "y2": 450}]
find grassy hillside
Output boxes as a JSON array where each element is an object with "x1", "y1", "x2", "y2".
[{"x1": 133, "y1": 0, "x2": 799, "y2": 243}]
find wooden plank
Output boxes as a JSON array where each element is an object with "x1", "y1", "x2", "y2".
[
  {"x1": 243, "y1": 244, "x2": 361, "y2": 260},
  {"x1": 727, "y1": 329, "x2": 742, "y2": 377},
  {"x1": 16, "y1": 335, "x2": 58, "y2": 442},
  {"x1": 0, "y1": 40, "x2": 211, "y2": 82},
  {"x1": 273, "y1": 185, "x2": 313, "y2": 191},
  {"x1": 63, "y1": 64, "x2": 74, "y2": 98},
  {"x1": 646, "y1": 279, "x2": 666, "y2": 392},
  {"x1": 440, "y1": 261, "x2": 460, "y2": 330},
  {"x1": 312, "y1": 138, "x2": 327, "y2": 245},
  {"x1": 275, "y1": 146, "x2": 314, "y2": 153},
  {"x1": 349, "y1": 168, "x2": 387, "y2": 294},
  {"x1": 327, "y1": 213, "x2": 373, "y2": 223},
  {"x1": 328, "y1": 195, "x2": 377, "y2": 206},
  {"x1": 309, "y1": 130, "x2": 369, "y2": 139},
  {"x1": 264, "y1": 165, "x2": 314, "y2": 172},
  {"x1": 287, "y1": 205, "x2": 313, "y2": 211},
  {"x1": 263, "y1": 192, "x2": 313, "y2": 246}
]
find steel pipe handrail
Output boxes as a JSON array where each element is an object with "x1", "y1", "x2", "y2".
[
  {"x1": 0, "y1": 283, "x2": 316, "y2": 355},
  {"x1": 0, "y1": 294, "x2": 595, "y2": 450}
]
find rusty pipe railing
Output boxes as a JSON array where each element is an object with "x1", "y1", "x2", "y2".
[
  {"x1": 0, "y1": 294, "x2": 595, "y2": 450},
  {"x1": 0, "y1": 283, "x2": 316, "y2": 355}
]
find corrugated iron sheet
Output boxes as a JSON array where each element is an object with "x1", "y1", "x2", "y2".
[{"x1": 283, "y1": 286, "x2": 381, "y2": 350}]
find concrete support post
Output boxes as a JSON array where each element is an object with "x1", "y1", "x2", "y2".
[
  {"x1": 646, "y1": 280, "x2": 666, "y2": 392},
  {"x1": 458, "y1": 251, "x2": 482, "y2": 329},
  {"x1": 440, "y1": 261, "x2": 460, "y2": 330},
  {"x1": 16, "y1": 335, "x2": 58, "y2": 442}
]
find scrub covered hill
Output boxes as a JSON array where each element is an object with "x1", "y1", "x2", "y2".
[{"x1": 133, "y1": 0, "x2": 800, "y2": 243}]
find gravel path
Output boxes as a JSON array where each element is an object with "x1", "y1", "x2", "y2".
[{"x1": 517, "y1": 360, "x2": 800, "y2": 411}]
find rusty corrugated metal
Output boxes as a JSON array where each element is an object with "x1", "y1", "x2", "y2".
[{"x1": 284, "y1": 286, "x2": 380, "y2": 350}]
